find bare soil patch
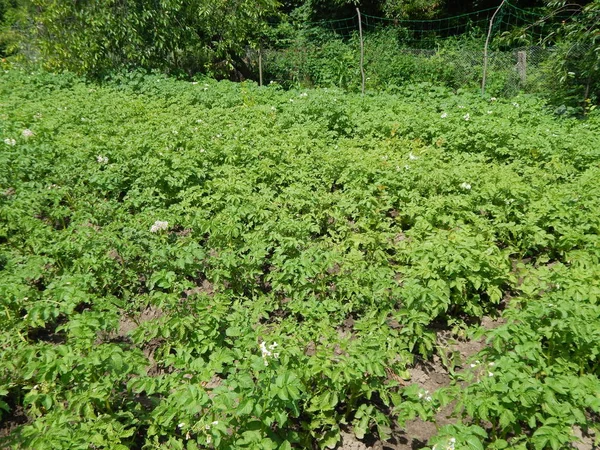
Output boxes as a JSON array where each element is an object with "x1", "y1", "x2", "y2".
[{"x1": 336, "y1": 316, "x2": 506, "y2": 449}]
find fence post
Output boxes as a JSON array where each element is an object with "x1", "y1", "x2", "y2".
[
  {"x1": 517, "y1": 50, "x2": 527, "y2": 84},
  {"x1": 482, "y1": 0, "x2": 506, "y2": 96},
  {"x1": 259, "y1": 47, "x2": 263, "y2": 87},
  {"x1": 356, "y1": 7, "x2": 365, "y2": 96}
]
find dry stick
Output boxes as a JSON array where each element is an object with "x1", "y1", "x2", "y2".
[
  {"x1": 482, "y1": 0, "x2": 507, "y2": 96},
  {"x1": 356, "y1": 7, "x2": 366, "y2": 96}
]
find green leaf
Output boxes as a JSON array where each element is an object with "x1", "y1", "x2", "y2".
[
  {"x1": 237, "y1": 398, "x2": 254, "y2": 416},
  {"x1": 226, "y1": 326, "x2": 241, "y2": 337}
]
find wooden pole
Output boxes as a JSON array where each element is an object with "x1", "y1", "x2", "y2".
[
  {"x1": 517, "y1": 51, "x2": 527, "y2": 84},
  {"x1": 356, "y1": 7, "x2": 365, "y2": 96},
  {"x1": 482, "y1": 0, "x2": 506, "y2": 96},
  {"x1": 259, "y1": 48, "x2": 263, "y2": 87}
]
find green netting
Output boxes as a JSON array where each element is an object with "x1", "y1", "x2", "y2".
[
  {"x1": 260, "y1": 1, "x2": 587, "y2": 97},
  {"x1": 284, "y1": 1, "x2": 571, "y2": 47}
]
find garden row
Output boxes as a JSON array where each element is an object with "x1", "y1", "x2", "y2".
[{"x1": 1, "y1": 69, "x2": 599, "y2": 449}]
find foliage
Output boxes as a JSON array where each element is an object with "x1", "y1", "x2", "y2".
[
  {"x1": 541, "y1": 0, "x2": 600, "y2": 113},
  {"x1": 26, "y1": 0, "x2": 279, "y2": 77},
  {"x1": 1, "y1": 68, "x2": 600, "y2": 448},
  {"x1": 264, "y1": 28, "x2": 523, "y2": 94},
  {"x1": 0, "y1": 0, "x2": 27, "y2": 57},
  {"x1": 381, "y1": 0, "x2": 442, "y2": 19}
]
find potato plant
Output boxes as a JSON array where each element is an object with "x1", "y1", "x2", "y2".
[{"x1": 1, "y1": 67, "x2": 599, "y2": 449}]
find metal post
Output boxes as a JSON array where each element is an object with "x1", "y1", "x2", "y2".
[
  {"x1": 356, "y1": 7, "x2": 365, "y2": 96},
  {"x1": 482, "y1": 0, "x2": 506, "y2": 96},
  {"x1": 259, "y1": 48, "x2": 263, "y2": 87}
]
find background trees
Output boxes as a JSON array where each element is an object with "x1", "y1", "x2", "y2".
[
  {"x1": 9, "y1": 0, "x2": 279, "y2": 77},
  {"x1": 543, "y1": 0, "x2": 599, "y2": 112},
  {"x1": 0, "y1": 0, "x2": 598, "y2": 107}
]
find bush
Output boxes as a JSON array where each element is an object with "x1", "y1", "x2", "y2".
[
  {"x1": 263, "y1": 28, "x2": 518, "y2": 94},
  {"x1": 11, "y1": 0, "x2": 278, "y2": 78}
]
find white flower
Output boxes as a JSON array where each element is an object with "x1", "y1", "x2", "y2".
[
  {"x1": 463, "y1": 113, "x2": 470, "y2": 121},
  {"x1": 299, "y1": 92, "x2": 308, "y2": 97},
  {"x1": 488, "y1": 362, "x2": 495, "y2": 366},
  {"x1": 440, "y1": 112, "x2": 448, "y2": 118},
  {"x1": 289, "y1": 98, "x2": 294, "y2": 103},
  {"x1": 513, "y1": 102, "x2": 520, "y2": 108},
  {"x1": 425, "y1": 395, "x2": 432, "y2": 402},
  {"x1": 206, "y1": 436, "x2": 211, "y2": 444},
  {"x1": 490, "y1": 97, "x2": 497, "y2": 102},
  {"x1": 192, "y1": 81, "x2": 198, "y2": 85},
  {"x1": 150, "y1": 220, "x2": 169, "y2": 233},
  {"x1": 271, "y1": 106, "x2": 276, "y2": 111},
  {"x1": 211, "y1": 421, "x2": 219, "y2": 426},
  {"x1": 488, "y1": 372, "x2": 494, "y2": 377},
  {"x1": 409, "y1": 152, "x2": 418, "y2": 160},
  {"x1": 260, "y1": 341, "x2": 280, "y2": 366},
  {"x1": 487, "y1": 110, "x2": 493, "y2": 114},
  {"x1": 4, "y1": 138, "x2": 16, "y2": 146},
  {"x1": 260, "y1": 342, "x2": 271, "y2": 366},
  {"x1": 96, "y1": 155, "x2": 109, "y2": 164},
  {"x1": 458, "y1": 105, "x2": 465, "y2": 109},
  {"x1": 460, "y1": 182, "x2": 472, "y2": 190},
  {"x1": 22, "y1": 129, "x2": 34, "y2": 138},
  {"x1": 178, "y1": 423, "x2": 186, "y2": 428},
  {"x1": 470, "y1": 363, "x2": 477, "y2": 368}
]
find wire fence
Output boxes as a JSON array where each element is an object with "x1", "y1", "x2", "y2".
[{"x1": 256, "y1": 1, "x2": 578, "y2": 97}]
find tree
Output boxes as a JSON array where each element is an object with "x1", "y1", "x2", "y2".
[
  {"x1": 30, "y1": 0, "x2": 279, "y2": 77},
  {"x1": 0, "y1": 0, "x2": 29, "y2": 57},
  {"x1": 382, "y1": 0, "x2": 443, "y2": 18},
  {"x1": 544, "y1": 0, "x2": 600, "y2": 110}
]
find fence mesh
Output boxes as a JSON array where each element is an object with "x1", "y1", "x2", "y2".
[{"x1": 258, "y1": 1, "x2": 579, "y2": 97}]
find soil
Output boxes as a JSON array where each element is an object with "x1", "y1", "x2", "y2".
[
  {"x1": 335, "y1": 315, "x2": 507, "y2": 450},
  {"x1": 117, "y1": 305, "x2": 165, "y2": 338},
  {"x1": 0, "y1": 404, "x2": 28, "y2": 447},
  {"x1": 115, "y1": 305, "x2": 166, "y2": 375},
  {"x1": 572, "y1": 427, "x2": 598, "y2": 450}
]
